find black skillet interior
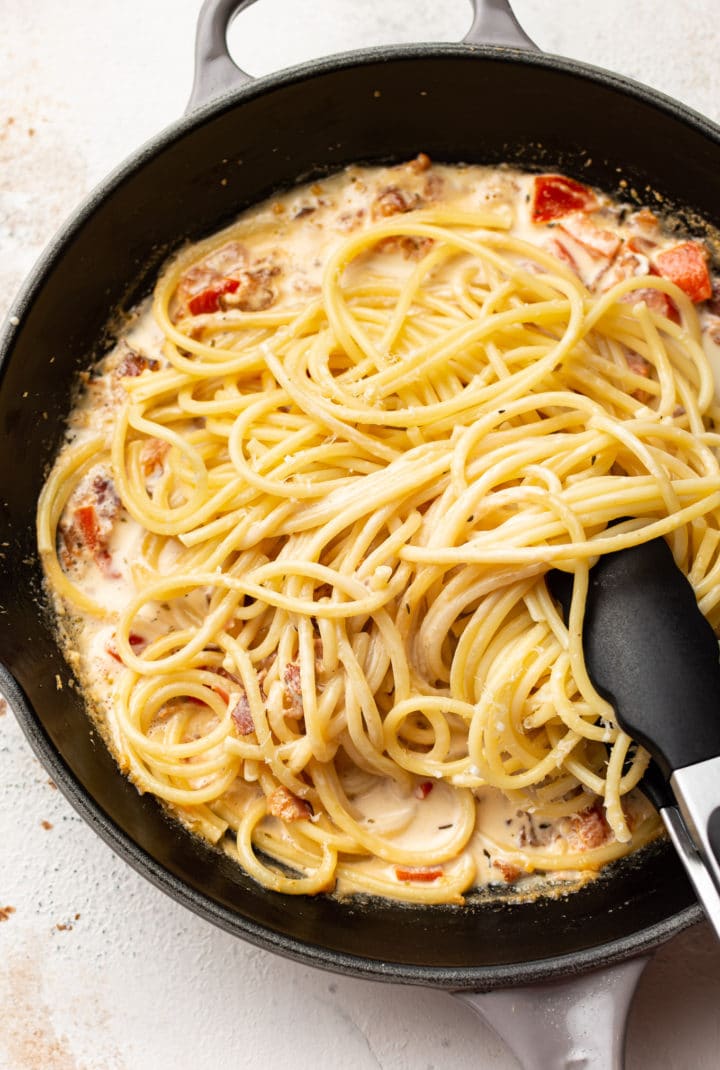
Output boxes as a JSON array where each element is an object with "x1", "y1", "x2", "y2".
[{"x1": 0, "y1": 47, "x2": 710, "y2": 987}]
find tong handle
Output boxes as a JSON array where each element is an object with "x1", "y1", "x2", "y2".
[{"x1": 662, "y1": 754, "x2": 720, "y2": 939}]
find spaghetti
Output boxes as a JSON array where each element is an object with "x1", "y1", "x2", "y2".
[{"x1": 37, "y1": 158, "x2": 720, "y2": 903}]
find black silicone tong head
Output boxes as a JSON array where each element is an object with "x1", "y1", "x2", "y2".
[
  {"x1": 548, "y1": 536, "x2": 720, "y2": 938},
  {"x1": 548, "y1": 536, "x2": 720, "y2": 778}
]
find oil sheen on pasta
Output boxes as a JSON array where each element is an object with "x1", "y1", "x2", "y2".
[{"x1": 38, "y1": 157, "x2": 720, "y2": 903}]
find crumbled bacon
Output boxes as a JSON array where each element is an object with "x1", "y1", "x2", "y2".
[
  {"x1": 375, "y1": 235, "x2": 434, "y2": 259},
  {"x1": 140, "y1": 437, "x2": 170, "y2": 477},
  {"x1": 547, "y1": 236, "x2": 579, "y2": 272},
  {"x1": 395, "y1": 866, "x2": 443, "y2": 882},
  {"x1": 620, "y1": 284, "x2": 679, "y2": 323},
  {"x1": 626, "y1": 234, "x2": 657, "y2": 256},
  {"x1": 222, "y1": 266, "x2": 280, "y2": 312},
  {"x1": 630, "y1": 207, "x2": 659, "y2": 229},
  {"x1": 337, "y1": 208, "x2": 366, "y2": 232},
  {"x1": 492, "y1": 860, "x2": 522, "y2": 883},
  {"x1": 558, "y1": 214, "x2": 621, "y2": 260},
  {"x1": 283, "y1": 661, "x2": 304, "y2": 718},
  {"x1": 230, "y1": 690, "x2": 255, "y2": 735},
  {"x1": 625, "y1": 350, "x2": 651, "y2": 378},
  {"x1": 115, "y1": 345, "x2": 158, "y2": 378},
  {"x1": 595, "y1": 249, "x2": 649, "y2": 294},
  {"x1": 570, "y1": 800, "x2": 611, "y2": 849},
  {"x1": 407, "y1": 152, "x2": 432, "y2": 174},
  {"x1": 203, "y1": 240, "x2": 248, "y2": 276},
  {"x1": 266, "y1": 786, "x2": 313, "y2": 822},
  {"x1": 371, "y1": 184, "x2": 423, "y2": 220},
  {"x1": 422, "y1": 171, "x2": 445, "y2": 201},
  {"x1": 414, "y1": 781, "x2": 434, "y2": 800}
]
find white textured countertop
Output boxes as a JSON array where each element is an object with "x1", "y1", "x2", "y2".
[{"x1": 3, "y1": 2, "x2": 720, "y2": 1067}]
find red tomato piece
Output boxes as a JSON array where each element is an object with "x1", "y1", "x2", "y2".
[
  {"x1": 653, "y1": 242, "x2": 712, "y2": 303},
  {"x1": 73, "y1": 504, "x2": 99, "y2": 552},
  {"x1": 188, "y1": 277, "x2": 240, "y2": 315},
  {"x1": 531, "y1": 174, "x2": 598, "y2": 223}
]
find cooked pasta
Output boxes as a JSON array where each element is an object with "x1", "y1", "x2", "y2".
[{"x1": 37, "y1": 158, "x2": 720, "y2": 903}]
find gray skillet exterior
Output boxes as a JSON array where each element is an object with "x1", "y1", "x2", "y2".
[{"x1": 0, "y1": 2, "x2": 712, "y2": 991}]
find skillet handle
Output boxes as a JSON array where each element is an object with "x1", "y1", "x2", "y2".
[
  {"x1": 463, "y1": 0, "x2": 538, "y2": 51},
  {"x1": 187, "y1": 0, "x2": 539, "y2": 113},
  {"x1": 187, "y1": 0, "x2": 256, "y2": 113},
  {"x1": 453, "y1": 956, "x2": 650, "y2": 1070}
]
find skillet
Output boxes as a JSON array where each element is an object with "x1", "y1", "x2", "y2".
[{"x1": 0, "y1": 0, "x2": 714, "y2": 1064}]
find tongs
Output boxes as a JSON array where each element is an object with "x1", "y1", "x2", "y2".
[{"x1": 548, "y1": 537, "x2": 720, "y2": 938}]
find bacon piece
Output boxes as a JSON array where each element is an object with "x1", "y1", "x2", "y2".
[
  {"x1": 653, "y1": 241, "x2": 712, "y2": 303},
  {"x1": 492, "y1": 860, "x2": 522, "y2": 883},
  {"x1": 626, "y1": 350, "x2": 651, "y2": 378},
  {"x1": 570, "y1": 800, "x2": 611, "y2": 849},
  {"x1": 559, "y1": 214, "x2": 621, "y2": 260},
  {"x1": 531, "y1": 174, "x2": 598, "y2": 223},
  {"x1": 230, "y1": 691, "x2": 254, "y2": 735},
  {"x1": 621, "y1": 285, "x2": 678, "y2": 322},
  {"x1": 371, "y1": 184, "x2": 423, "y2": 220},
  {"x1": 414, "y1": 781, "x2": 434, "y2": 800},
  {"x1": 624, "y1": 350, "x2": 654, "y2": 403},
  {"x1": 547, "y1": 236, "x2": 579, "y2": 272},
  {"x1": 222, "y1": 266, "x2": 280, "y2": 312},
  {"x1": 283, "y1": 662, "x2": 304, "y2": 718},
  {"x1": 266, "y1": 786, "x2": 313, "y2": 822},
  {"x1": 115, "y1": 346, "x2": 158, "y2": 378},
  {"x1": 395, "y1": 866, "x2": 443, "y2": 883},
  {"x1": 627, "y1": 234, "x2": 657, "y2": 256},
  {"x1": 407, "y1": 152, "x2": 432, "y2": 174},
  {"x1": 140, "y1": 437, "x2": 170, "y2": 477},
  {"x1": 375, "y1": 235, "x2": 434, "y2": 259}
]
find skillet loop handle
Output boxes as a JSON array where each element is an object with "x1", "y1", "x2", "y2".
[
  {"x1": 454, "y1": 956, "x2": 650, "y2": 1070},
  {"x1": 186, "y1": 0, "x2": 256, "y2": 113},
  {"x1": 464, "y1": 0, "x2": 539, "y2": 51},
  {"x1": 187, "y1": 0, "x2": 540, "y2": 113}
]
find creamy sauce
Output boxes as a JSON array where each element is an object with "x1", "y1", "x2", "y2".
[{"x1": 47, "y1": 157, "x2": 720, "y2": 899}]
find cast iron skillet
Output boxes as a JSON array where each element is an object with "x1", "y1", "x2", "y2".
[{"x1": 0, "y1": 0, "x2": 715, "y2": 1063}]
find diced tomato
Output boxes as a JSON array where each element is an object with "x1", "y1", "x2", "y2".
[
  {"x1": 413, "y1": 781, "x2": 434, "y2": 800},
  {"x1": 73, "y1": 505, "x2": 99, "y2": 553},
  {"x1": 653, "y1": 241, "x2": 712, "y2": 303},
  {"x1": 531, "y1": 174, "x2": 598, "y2": 223},
  {"x1": 395, "y1": 866, "x2": 443, "y2": 882},
  {"x1": 107, "y1": 633, "x2": 146, "y2": 663},
  {"x1": 188, "y1": 277, "x2": 240, "y2": 316}
]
